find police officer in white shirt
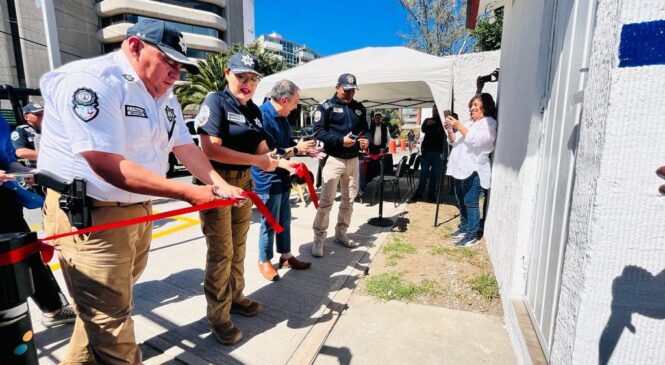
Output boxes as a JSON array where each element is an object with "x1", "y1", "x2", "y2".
[{"x1": 38, "y1": 19, "x2": 244, "y2": 364}]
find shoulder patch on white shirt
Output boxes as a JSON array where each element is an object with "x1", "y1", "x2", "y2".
[
  {"x1": 125, "y1": 105, "x2": 147, "y2": 118},
  {"x1": 72, "y1": 88, "x2": 99, "y2": 122},
  {"x1": 227, "y1": 112, "x2": 246, "y2": 124}
]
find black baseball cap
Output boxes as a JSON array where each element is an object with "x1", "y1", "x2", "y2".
[
  {"x1": 227, "y1": 52, "x2": 263, "y2": 77},
  {"x1": 337, "y1": 73, "x2": 359, "y2": 90},
  {"x1": 127, "y1": 18, "x2": 199, "y2": 74},
  {"x1": 23, "y1": 102, "x2": 44, "y2": 114}
]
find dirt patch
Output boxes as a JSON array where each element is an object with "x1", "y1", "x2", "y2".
[{"x1": 358, "y1": 195, "x2": 503, "y2": 317}]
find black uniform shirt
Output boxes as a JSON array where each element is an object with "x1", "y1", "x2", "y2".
[
  {"x1": 11, "y1": 124, "x2": 39, "y2": 167},
  {"x1": 195, "y1": 86, "x2": 265, "y2": 170},
  {"x1": 312, "y1": 94, "x2": 368, "y2": 159},
  {"x1": 11, "y1": 124, "x2": 38, "y2": 152}
]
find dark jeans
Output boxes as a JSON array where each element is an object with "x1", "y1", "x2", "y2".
[
  {"x1": 0, "y1": 189, "x2": 68, "y2": 313},
  {"x1": 257, "y1": 190, "x2": 292, "y2": 262},
  {"x1": 454, "y1": 172, "x2": 483, "y2": 239},
  {"x1": 416, "y1": 150, "x2": 443, "y2": 199}
]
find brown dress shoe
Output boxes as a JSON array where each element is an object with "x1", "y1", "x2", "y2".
[
  {"x1": 210, "y1": 321, "x2": 242, "y2": 345},
  {"x1": 230, "y1": 299, "x2": 263, "y2": 317},
  {"x1": 279, "y1": 256, "x2": 312, "y2": 270},
  {"x1": 258, "y1": 261, "x2": 279, "y2": 281}
]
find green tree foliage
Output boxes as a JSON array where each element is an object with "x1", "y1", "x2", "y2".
[
  {"x1": 174, "y1": 41, "x2": 286, "y2": 109},
  {"x1": 470, "y1": 7, "x2": 503, "y2": 51},
  {"x1": 399, "y1": 0, "x2": 469, "y2": 56}
]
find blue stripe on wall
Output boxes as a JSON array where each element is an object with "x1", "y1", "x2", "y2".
[{"x1": 619, "y1": 20, "x2": 665, "y2": 68}]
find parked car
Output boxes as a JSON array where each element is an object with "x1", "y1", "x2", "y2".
[{"x1": 167, "y1": 119, "x2": 199, "y2": 176}]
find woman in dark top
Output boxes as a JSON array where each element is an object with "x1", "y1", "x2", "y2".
[
  {"x1": 195, "y1": 52, "x2": 279, "y2": 346},
  {"x1": 412, "y1": 104, "x2": 446, "y2": 202}
]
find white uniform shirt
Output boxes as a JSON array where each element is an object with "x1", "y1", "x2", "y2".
[
  {"x1": 446, "y1": 116, "x2": 497, "y2": 189},
  {"x1": 38, "y1": 51, "x2": 193, "y2": 203}
]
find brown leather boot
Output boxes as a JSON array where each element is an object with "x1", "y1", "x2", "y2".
[
  {"x1": 230, "y1": 299, "x2": 263, "y2": 317},
  {"x1": 210, "y1": 321, "x2": 242, "y2": 345},
  {"x1": 258, "y1": 261, "x2": 279, "y2": 281},
  {"x1": 279, "y1": 256, "x2": 312, "y2": 270}
]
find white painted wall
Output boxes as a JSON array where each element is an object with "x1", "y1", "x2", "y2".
[
  {"x1": 552, "y1": 0, "x2": 665, "y2": 364},
  {"x1": 486, "y1": 0, "x2": 665, "y2": 364},
  {"x1": 446, "y1": 50, "x2": 500, "y2": 117},
  {"x1": 483, "y1": 0, "x2": 557, "y2": 362}
]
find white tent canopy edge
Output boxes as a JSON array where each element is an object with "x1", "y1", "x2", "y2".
[{"x1": 252, "y1": 46, "x2": 454, "y2": 112}]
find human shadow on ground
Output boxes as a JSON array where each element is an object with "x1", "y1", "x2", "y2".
[
  {"x1": 134, "y1": 226, "x2": 376, "y2": 364},
  {"x1": 317, "y1": 344, "x2": 352, "y2": 365},
  {"x1": 599, "y1": 265, "x2": 665, "y2": 365}
]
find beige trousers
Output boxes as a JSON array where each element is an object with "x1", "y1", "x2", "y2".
[
  {"x1": 44, "y1": 190, "x2": 152, "y2": 365},
  {"x1": 312, "y1": 156, "x2": 359, "y2": 243}
]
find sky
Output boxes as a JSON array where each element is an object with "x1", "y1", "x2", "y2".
[{"x1": 254, "y1": 0, "x2": 410, "y2": 56}]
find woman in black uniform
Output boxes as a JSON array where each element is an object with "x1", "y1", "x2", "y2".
[{"x1": 195, "y1": 52, "x2": 279, "y2": 345}]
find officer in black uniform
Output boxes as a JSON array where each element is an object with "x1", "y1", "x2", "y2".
[
  {"x1": 11, "y1": 102, "x2": 43, "y2": 167},
  {"x1": 195, "y1": 51, "x2": 279, "y2": 346},
  {"x1": 311, "y1": 73, "x2": 370, "y2": 257}
]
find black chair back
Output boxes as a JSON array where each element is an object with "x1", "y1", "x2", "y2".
[
  {"x1": 395, "y1": 156, "x2": 408, "y2": 177},
  {"x1": 407, "y1": 152, "x2": 417, "y2": 168},
  {"x1": 411, "y1": 155, "x2": 421, "y2": 173}
]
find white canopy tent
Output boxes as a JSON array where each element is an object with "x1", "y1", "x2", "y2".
[{"x1": 252, "y1": 46, "x2": 454, "y2": 111}]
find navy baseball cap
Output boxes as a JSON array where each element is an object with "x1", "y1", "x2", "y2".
[
  {"x1": 227, "y1": 52, "x2": 263, "y2": 77},
  {"x1": 337, "y1": 73, "x2": 359, "y2": 90},
  {"x1": 127, "y1": 18, "x2": 199, "y2": 74},
  {"x1": 23, "y1": 102, "x2": 44, "y2": 114}
]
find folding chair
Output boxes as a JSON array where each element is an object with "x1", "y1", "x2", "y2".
[
  {"x1": 405, "y1": 154, "x2": 421, "y2": 194},
  {"x1": 370, "y1": 156, "x2": 408, "y2": 207}
]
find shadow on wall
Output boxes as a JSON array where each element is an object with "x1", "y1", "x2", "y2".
[{"x1": 599, "y1": 266, "x2": 665, "y2": 365}]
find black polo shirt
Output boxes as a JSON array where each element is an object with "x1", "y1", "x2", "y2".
[{"x1": 195, "y1": 86, "x2": 265, "y2": 170}]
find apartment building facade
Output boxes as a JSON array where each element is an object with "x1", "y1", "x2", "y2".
[
  {"x1": 1, "y1": 0, "x2": 253, "y2": 88},
  {"x1": 257, "y1": 32, "x2": 320, "y2": 68}
]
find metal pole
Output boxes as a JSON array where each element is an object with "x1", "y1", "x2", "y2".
[
  {"x1": 368, "y1": 152, "x2": 394, "y2": 227},
  {"x1": 39, "y1": 0, "x2": 61, "y2": 70},
  {"x1": 433, "y1": 151, "x2": 447, "y2": 227}
]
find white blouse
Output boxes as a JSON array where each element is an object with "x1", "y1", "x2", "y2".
[{"x1": 446, "y1": 116, "x2": 497, "y2": 189}]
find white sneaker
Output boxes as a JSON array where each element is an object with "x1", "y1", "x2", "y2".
[
  {"x1": 312, "y1": 241, "x2": 324, "y2": 257},
  {"x1": 334, "y1": 236, "x2": 357, "y2": 248}
]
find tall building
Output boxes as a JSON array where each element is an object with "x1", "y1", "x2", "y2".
[
  {"x1": 0, "y1": 0, "x2": 254, "y2": 88},
  {"x1": 400, "y1": 107, "x2": 422, "y2": 127},
  {"x1": 257, "y1": 32, "x2": 320, "y2": 68}
]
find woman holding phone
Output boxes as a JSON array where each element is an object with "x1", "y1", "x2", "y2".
[{"x1": 444, "y1": 93, "x2": 498, "y2": 247}]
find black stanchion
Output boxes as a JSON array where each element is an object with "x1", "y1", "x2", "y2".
[
  {"x1": 433, "y1": 151, "x2": 448, "y2": 227},
  {"x1": 368, "y1": 151, "x2": 394, "y2": 227},
  {"x1": 0, "y1": 232, "x2": 40, "y2": 365}
]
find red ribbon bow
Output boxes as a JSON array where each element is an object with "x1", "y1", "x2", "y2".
[{"x1": 294, "y1": 163, "x2": 319, "y2": 209}]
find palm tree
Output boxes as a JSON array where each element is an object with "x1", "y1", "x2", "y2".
[{"x1": 174, "y1": 42, "x2": 287, "y2": 110}]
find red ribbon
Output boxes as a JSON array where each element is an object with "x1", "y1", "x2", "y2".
[
  {"x1": 294, "y1": 163, "x2": 319, "y2": 209},
  {"x1": 0, "y1": 240, "x2": 54, "y2": 267},
  {"x1": 242, "y1": 191, "x2": 284, "y2": 233},
  {"x1": 367, "y1": 152, "x2": 385, "y2": 161},
  {"x1": 0, "y1": 193, "x2": 284, "y2": 267}
]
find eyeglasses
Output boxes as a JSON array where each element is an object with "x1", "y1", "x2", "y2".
[{"x1": 234, "y1": 73, "x2": 260, "y2": 85}]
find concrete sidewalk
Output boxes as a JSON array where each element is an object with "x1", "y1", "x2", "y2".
[
  {"x1": 315, "y1": 295, "x2": 516, "y2": 365},
  {"x1": 28, "y1": 149, "x2": 514, "y2": 364}
]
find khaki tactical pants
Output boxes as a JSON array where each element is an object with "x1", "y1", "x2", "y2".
[
  {"x1": 44, "y1": 190, "x2": 152, "y2": 365},
  {"x1": 199, "y1": 170, "x2": 253, "y2": 327},
  {"x1": 312, "y1": 156, "x2": 359, "y2": 243}
]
